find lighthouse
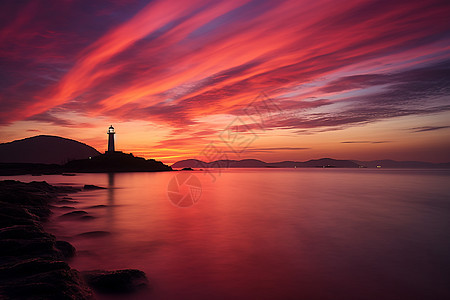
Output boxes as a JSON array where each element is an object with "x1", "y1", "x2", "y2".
[{"x1": 107, "y1": 125, "x2": 115, "y2": 153}]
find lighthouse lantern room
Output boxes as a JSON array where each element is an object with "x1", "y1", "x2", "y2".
[{"x1": 107, "y1": 125, "x2": 115, "y2": 153}]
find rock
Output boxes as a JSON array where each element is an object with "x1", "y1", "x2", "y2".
[
  {"x1": 0, "y1": 225, "x2": 48, "y2": 240},
  {"x1": 0, "y1": 200, "x2": 52, "y2": 224},
  {"x1": 0, "y1": 237, "x2": 59, "y2": 258},
  {"x1": 0, "y1": 204, "x2": 40, "y2": 221},
  {"x1": 0, "y1": 258, "x2": 70, "y2": 280},
  {"x1": 0, "y1": 180, "x2": 92, "y2": 299},
  {"x1": 55, "y1": 241, "x2": 76, "y2": 259},
  {"x1": 81, "y1": 269, "x2": 148, "y2": 294},
  {"x1": 0, "y1": 211, "x2": 40, "y2": 229},
  {"x1": 83, "y1": 185, "x2": 106, "y2": 190},
  {"x1": 60, "y1": 211, "x2": 89, "y2": 218},
  {"x1": 76, "y1": 231, "x2": 111, "y2": 238},
  {"x1": 58, "y1": 199, "x2": 79, "y2": 204},
  {"x1": 87, "y1": 205, "x2": 107, "y2": 209},
  {"x1": 1, "y1": 268, "x2": 92, "y2": 299}
]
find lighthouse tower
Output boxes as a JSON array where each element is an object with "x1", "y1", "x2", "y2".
[{"x1": 107, "y1": 125, "x2": 115, "y2": 153}]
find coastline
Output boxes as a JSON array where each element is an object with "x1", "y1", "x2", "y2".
[{"x1": 0, "y1": 180, "x2": 148, "y2": 299}]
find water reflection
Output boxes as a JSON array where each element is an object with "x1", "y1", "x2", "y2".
[
  {"x1": 106, "y1": 172, "x2": 116, "y2": 231},
  {"x1": 30, "y1": 169, "x2": 450, "y2": 300}
]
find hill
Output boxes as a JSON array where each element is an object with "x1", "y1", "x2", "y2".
[
  {"x1": 0, "y1": 135, "x2": 100, "y2": 164},
  {"x1": 172, "y1": 158, "x2": 449, "y2": 169},
  {"x1": 171, "y1": 158, "x2": 360, "y2": 168}
]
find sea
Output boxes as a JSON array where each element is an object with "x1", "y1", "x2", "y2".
[{"x1": 2, "y1": 168, "x2": 450, "y2": 300}]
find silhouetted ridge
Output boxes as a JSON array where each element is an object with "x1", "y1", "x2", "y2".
[
  {"x1": 0, "y1": 135, "x2": 100, "y2": 164},
  {"x1": 172, "y1": 158, "x2": 449, "y2": 168},
  {"x1": 172, "y1": 158, "x2": 360, "y2": 168}
]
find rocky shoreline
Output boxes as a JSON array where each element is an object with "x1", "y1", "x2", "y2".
[{"x1": 0, "y1": 180, "x2": 148, "y2": 299}]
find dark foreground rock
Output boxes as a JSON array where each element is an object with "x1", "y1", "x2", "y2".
[
  {"x1": 0, "y1": 180, "x2": 149, "y2": 299},
  {"x1": 76, "y1": 231, "x2": 111, "y2": 238},
  {"x1": 1, "y1": 261, "x2": 92, "y2": 299},
  {"x1": 0, "y1": 181, "x2": 92, "y2": 299},
  {"x1": 60, "y1": 210, "x2": 89, "y2": 218},
  {"x1": 55, "y1": 241, "x2": 76, "y2": 260},
  {"x1": 82, "y1": 269, "x2": 148, "y2": 294},
  {"x1": 83, "y1": 184, "x2": 106, "y2": 190}
]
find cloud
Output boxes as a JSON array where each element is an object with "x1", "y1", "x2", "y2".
[
  {"x1": 341, "y1": 141, "x2": 392, "y2": 144},
  {"x1": 27, "y1": 112, "x2": 95, "y2": 128},
  {"x1": 410, "y1": 126, "x2": 450, "y2": 133},
  {"x1": 0, "y1": 0, "x2": 449, "y2": 135},
  {"x1": 234, "y1": 147, "x2": 311, "y2": 154},
  {"x1": 250, "y1": 147, "x2": 310, "y2": 151},
  {"x1": 320, "y1": 74, "x2": 390, "y2": 93}
]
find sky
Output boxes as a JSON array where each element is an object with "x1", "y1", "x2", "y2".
[{"x1": 0, "y1": 0, "x2": 449, "y2": 164}]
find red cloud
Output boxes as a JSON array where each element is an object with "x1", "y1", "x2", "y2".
[{"x1": 0, "y1": 0, "x2": 449, "y2": 134}]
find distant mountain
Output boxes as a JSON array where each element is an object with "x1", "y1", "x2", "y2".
[
  {"x1": 172, "y1": 158, "x2": 449, "y2": 169},
  {"x1": 172, "y1": 158, "x2": 360, "y2": 168},
  {"x1": 0, "y1": 135, "x2": 100, "y2": 164}
]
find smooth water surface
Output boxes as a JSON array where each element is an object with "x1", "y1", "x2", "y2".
[{"x1": 3, "y1": 169, "x2": 450, "y2": 299}]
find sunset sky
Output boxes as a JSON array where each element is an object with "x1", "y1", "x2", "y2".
[{"x1": 1, "y1": 0, "x2": 449, "y2": 164}]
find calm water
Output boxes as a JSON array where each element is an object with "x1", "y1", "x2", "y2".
[{"x1": 3, "y1": 169, "x2": 450, "y2": 299}]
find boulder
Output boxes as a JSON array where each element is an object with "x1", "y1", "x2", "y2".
[
  {"x1": 0, "y1": 258, "x2": 70, "y2": 280},
  {"x1": 55, "y1": 241, "x2": 76, "y2": 259},
  {"x1": 76, "y1": 231, "x2": 111, "y2": 238},
  {"x1": 0, "y1": 237, "x2": 59, "y2": 258},
  {"x1": 1, "y1": 268, "x2": 92, "y2": 299},
  {"x1": 0, "y1": 225, "x2": 48, "y2": 240},
  {"x1": 60, "y1": 211, "x2": 89, "y2": 218},
  {"x1": 81, "y1": 269, "x2": 148, "y2": 294},
  {"x1": 83, "y1": 185, "x2": 106, "y2": 190},
  {"x1": 0, "y1": 180, "x2": 91, "y2": 299}
]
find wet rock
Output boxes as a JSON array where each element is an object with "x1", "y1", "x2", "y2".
[
  {"x1": 81, "y1": 269, "x2": 148, "y2": 294},
  {"x1": 58, "y1": 199, "x2": 79, "y2": 204},
  {"x1": 84, "y1": 184, "x2": 106, "y2": 190},
  {"x1": 0, "y1": 258, "x2": 69, "y2": 280},
  {"x1": 57, "y1": 206, "x2": 76, "y2": 209},
  {"x1": 87, "y1": 205, "x2": 107, "y2": 209},
  {"x1": 77, "y1": 231, "x2": 111, "y2": 238},
  {"x1": 0, "y1": 225, "x2": 48, "y2": 240},
  {"x1": 0, "y1": 200, "x2": 52, "y2": 223},
  {"x1": 55, "y1": 241, "x2": 76, "y2": 259},
  {"x1": 60, "y1": 211, "x2": 88, "y2": 218},
  {"x1": 0, "y1": 204, "x2": 40, "y2": 221},
  {"x1": 0, "y1": 216, "x2": 36, "y2": 229},
  {"x1": 0, "y1": 237, "x2": 59, "y2": 258},
  {"x1": 1, "y1": 268, "x2": 92, "y2": 299},
  {"x1": 0, "y1": 180, "x2": 92, "y2": 299}
]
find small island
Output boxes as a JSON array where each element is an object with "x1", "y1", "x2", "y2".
[
  {"x1": 0, "y1": 126, "x2": 172, "y2": 175},
  {"x1": 65, "y1": 151, "x2": 172, "y2": 173},
  {"x1": 64, "y1": 126, "x2": 172, "y2": 173}
]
